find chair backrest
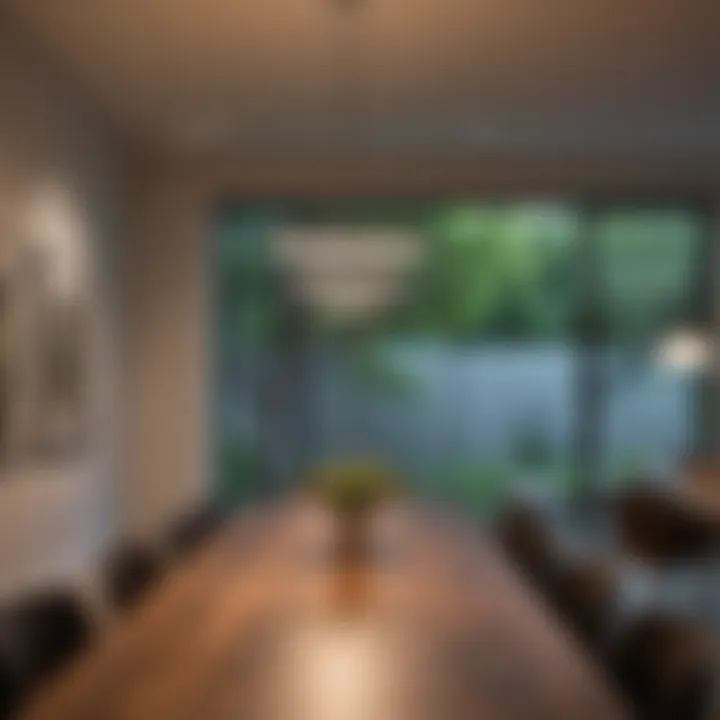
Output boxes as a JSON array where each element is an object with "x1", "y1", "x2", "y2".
[
  {"x1": 496, "y1": 502, "x2": 561, "y2": 596},
  {"x1": 0, "y1": 654, "x2": 24, "y2": 720},
  {"x1": 553, "y1": 558, "x2": 616, "y2": 651},
  {"x1": 12, "y1": 591, "x2": 92, "y2": 685},
  {"x1": 105, "y1": 544, "x2": 163, "y2": 611},
  {"x1": 611, "y1": 612, "x2": 715, "y2": 720},
  {"x1": 614, "y1": 486, "x2": 716, "y2": 563},
  {"x1": 169, "y1": 504, "x2": 225, "y2": 558}
]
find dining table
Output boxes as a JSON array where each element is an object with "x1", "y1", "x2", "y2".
[{"x1": 18, "y1": 499, "x2": 629, "y2": 720}]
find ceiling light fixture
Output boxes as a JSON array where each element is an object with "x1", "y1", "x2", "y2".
[
  {"x1": 656, "y1": 326, "x2": 714, "y2": 373},
  {"x1": 274, "y1": 226, "x2": 423, "y2": 322}
]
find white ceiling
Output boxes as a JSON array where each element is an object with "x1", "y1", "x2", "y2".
[{"x1": 3, "y1": 0, "x2": 719, "y2": 156}]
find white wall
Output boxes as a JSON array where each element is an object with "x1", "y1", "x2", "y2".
[
  {"x1": 122, "y1": 160, "x2": 211, "y2": 539},
  {"x1": 0, "y1": 29, "x2": 124, "y2": 598}
]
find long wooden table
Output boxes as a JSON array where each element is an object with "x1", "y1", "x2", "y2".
[{"x1": 19, "y1": 501, "x2": 629, "y2": 720}]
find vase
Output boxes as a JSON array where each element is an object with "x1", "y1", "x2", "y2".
[{"x1": 334, "y1": 507, "x2": 371, "y2": 566}]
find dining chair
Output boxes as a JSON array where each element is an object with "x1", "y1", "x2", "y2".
[
  {"x1": 12, "y1": 590, "x2": 92, "y2": 685},
  {"x1": 168, "y1": 503, "x2": 226, "y2": 558},
  {"x1": 609, "y1": 612, "x2": 715, "y2": 720},
  {"x1": 0, "y1": 654, "x2": 24, "y2": 720},
  {"x1": 495, "y1": 501, "x2": 563, "y2": 602},
  {"x1": 552, "y1": 557, "x2": 617, "y2": 655},
  {"x1": 104, "y1": 543, "x2": 164, "y2": 611},
  {"x1": 613, "y1": 486, "x2": 717, "y2": 564}
]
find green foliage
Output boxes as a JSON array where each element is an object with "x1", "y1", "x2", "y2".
[
  {"x1": 422, "y1": 461, "x2": 513, "y2": 519},
  {"x1": 597, "y1": 211, "x2": 698, "y2": 346},
  {"x1": 398, "y1": 204, "x2": 576, "y2": 341},
  {"x1": 306, "y1": 458, "x2": 403, "y2": 515},
  {"x1": 605, "y1": 447, "x2": 656, "y2": 485},
  {"x1": 217, "y1": 440, "x2": 260, "y2": 504},
  {"x1": 217, "y1": 203, "x2": 699, "y2": 350},
  {"x1": 217, "y1": 213, "x2": 281, "y2": 345}
]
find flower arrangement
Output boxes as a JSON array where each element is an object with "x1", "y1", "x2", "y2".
[{"x1": 307, "y1": 458, "x2": 403, "y2": 517}]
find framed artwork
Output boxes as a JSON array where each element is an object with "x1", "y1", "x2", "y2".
[{"x1": 0, "y1": 243, "x2": 88, "y2": 473}]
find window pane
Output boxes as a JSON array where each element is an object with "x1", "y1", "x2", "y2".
[
  {"x1": 214, "y1": 201, "x2": 579, "y2": 517},
  {"x1": 595, "y1": 209, "x2": 703, "y2": 483}
]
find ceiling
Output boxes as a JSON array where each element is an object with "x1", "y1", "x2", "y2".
[{"x1": 3, "y1": 0, "x2": 719, "y2": 156}]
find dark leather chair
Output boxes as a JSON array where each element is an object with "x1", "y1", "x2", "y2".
[
  {"x1": 105, "y1": 544, "x2": 163, "y2": 611},
  {"x1": 168, "y1": 504, "x2": 226, "y2": 558},
  {"x1": 0, "y1": 654, "x2": 24, "y2": 720},
  {"x1": 12, "y1": 591, "x2": 92, "y2": 685},
  {"x1": 495, "y1": 501, "x2": 562, "y2": 600},
  {"x1": 610, "y1": 612, "x2": 715, "y2": 720},
  {"x1": 552, "y1": 558, "x2": 616, "y2": 653},
  {"x1": 614, "y1": 486, "x2": 717, "y2": 564}
]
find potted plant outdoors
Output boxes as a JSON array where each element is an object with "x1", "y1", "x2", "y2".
[{"x1": 307, "y1": 459, "x2": 403, "y2": 564}]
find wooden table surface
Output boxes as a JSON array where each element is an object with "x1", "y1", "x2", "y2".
[{"x1": 19, "y1": 501, "x2": 629, "y2": 720}]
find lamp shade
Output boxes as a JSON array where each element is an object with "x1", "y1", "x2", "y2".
[
  {"x1": 273, "y1": 226, "x2": 423, "y2": 322},
  {"x1": 655, "y1": 327, "x2": 713, "y2": 372}
]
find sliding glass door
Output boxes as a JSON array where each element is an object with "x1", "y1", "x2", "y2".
[
  {"x1": 212, "y1": 200, "x2": 712, "y2": 516},
  {"x1": 592, "y1": 207, "x2": 705, "y2": 485}
]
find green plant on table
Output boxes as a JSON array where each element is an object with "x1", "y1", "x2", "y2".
[{"x1": 307, "y1": 458, "x2": 403, "y2": 517}]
